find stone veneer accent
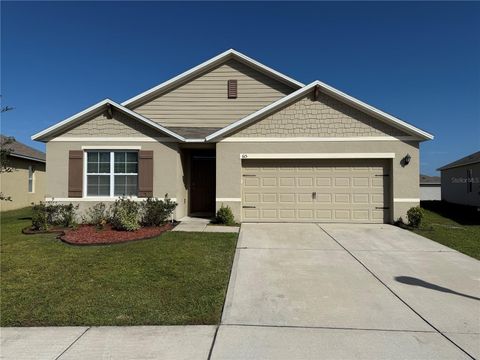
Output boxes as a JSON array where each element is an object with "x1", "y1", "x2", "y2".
[
  {"x1": 232, "y1": 93, "x2": 408, "y2": 137},
  {"x1": 63, "y1": 110, "x2": 161, "y2": 138}
]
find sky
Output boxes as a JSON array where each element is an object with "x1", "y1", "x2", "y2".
[{"x1": 1, "y1": 1, "x2": 479, "y2": 176}]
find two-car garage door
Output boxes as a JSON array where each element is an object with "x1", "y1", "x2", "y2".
[{"x1": 241, "y1": 159, "x2": 390, "y2": 223}]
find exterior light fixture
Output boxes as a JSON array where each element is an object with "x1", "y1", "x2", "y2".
[{"x1": 404, "y1": 154, "x2": 411, "y2": 165}]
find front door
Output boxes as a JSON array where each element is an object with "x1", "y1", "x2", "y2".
[{"x1": 190, "y1": 152, "x2": 216, "y2": 216}]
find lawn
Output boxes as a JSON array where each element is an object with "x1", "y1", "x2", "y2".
[
  {"x1": 411, "y1": 202, "x2": 480, "y2": 260},
  {"x1": 0, "y1": 207, "x2": 237, "y2": 327}
]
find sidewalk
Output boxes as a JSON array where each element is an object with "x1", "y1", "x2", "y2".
[{"x1": 1, "y1": 326, "x2": 216, "y2": 360}]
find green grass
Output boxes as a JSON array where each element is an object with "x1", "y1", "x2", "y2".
[
  {"x1": 411, "y1": 208, "x2": 480, "y2": 260},
  {"x1": 0, "y1": 207, "x2": 237, "y2": 326}
]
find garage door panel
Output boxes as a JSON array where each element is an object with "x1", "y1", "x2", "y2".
[
  {"x1": 353, "y1": 210, "x2": 369, "y2": 220},
  {"x1": 316, "y1": 177, "x2": 332, "y2": 186},
  {"x1": 262, "y1": 193, "x2": 277, "y2": 203},
  {"x1": 279, "y1": 193, "x2": 295, "y2": 203},
  {"x1": 279, "y1": 177, "x2": 295, "y2": 186},
  {"x1": 298, "y1": 193, "x2": 314, "y2": 203},
  {"x1": 297, "y1": 177, "x2": 314, "y2": 187},
  {"x1": 244, "y1": 193, "x2": 260, "y2": 203},
  {"x1": 334, "y1": 193, "x2": 351, "y2": 203},
  {"x1": 279, "y1": 209, "x2": 296, "y2": 220},
  {"x1": 261, "y1": 209, "x2": 278, "y2": 219},
  {"x1": 298, "y1": 209, "x2": 315, "y2": 219},
  {"x1": 242, "y1": 159, "x2": 390, "y2": 223}
]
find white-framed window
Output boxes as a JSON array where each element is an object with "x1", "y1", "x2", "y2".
[
  {"x1": 85, "y1": 151, "x2": 138, "y2": 197},
  {"x1": 28, "y1": 165, "x2": 34, "y2": 193}
]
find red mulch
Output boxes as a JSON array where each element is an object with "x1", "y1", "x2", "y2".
[{"x1": 59, "y1": 223, "x2": 174, "y2": 245}]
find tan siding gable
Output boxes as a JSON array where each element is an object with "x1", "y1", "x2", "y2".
[
  {"x1": 232, "y1": 93, "x2": 409, "y2": 138},
  {"x1": 62, "y1": 110, "x2": 161, "y2": 138},
  {"x1": 132, "y1": 59, "x2": 295, "y2": 128}
]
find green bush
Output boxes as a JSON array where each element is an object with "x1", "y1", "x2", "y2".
[
  {"x1": 31, "y1": 201, "x2": 78, "y2": 230},
  {"x1": 141, "y1": 198, "x2": 177, "y2": 227},
  {"x1": 109, "y1": 197, "x2": 140, "y2": 231},
  {"x1": 56, "y1": 203, "x2": 79, "y2": 228},
  {"x1": 215, "y1": 204, "x2": 235, "y2": 225},
  {"x1": 407, "y1": 206, "x2": 424, "y2": 228},
  {"x1": 83, "y1": 202, "x2": 109, "y2": 229},
  {"x1": 31, "y1": 202, "x2": 50, "y2": 231}
]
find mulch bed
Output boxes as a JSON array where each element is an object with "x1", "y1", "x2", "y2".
[
  {"x1": 60, "y1": 223, "x2": 175, "y2": 245},
  {"x1": 23, "y1": 223, "x2": 175, "y2": 245}
]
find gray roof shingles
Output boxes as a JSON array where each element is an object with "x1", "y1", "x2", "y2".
[
  {"x1": 437, "y1": 151, "x2": 480, "y2": 171},
  {"x1": 166, "y1": 127, "x2": 223, "y2": 139},
  {"x1": 1, "y1": 135, "x2": 46, "y2": 162},
  {"x1": 419, "y1": 174, "x2": 440, "y2": 185}
]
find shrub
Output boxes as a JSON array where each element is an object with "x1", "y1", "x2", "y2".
[
  {"x1": 215, "y1": 204, "x2": 235, "y2": 225},
  {"x1": 141, "y1": 198, "x2": 177, "y2": 227},
  {"x1": 31, "y1": 201, "x2": 78, "y2": 230},
  {"x1": 407, "y1": 206, "x2": 424, "y2": 228},
  {"x1": 83, "y1": 203, "x2": 109, "y2": 230},
  {"x1": 56, "y1": 203, "x2": 79, "y2": 228},
  {"x1": 31, "y1": 202, "x2": 50, "y2": 231},
  {"x1": 109, "y1": 197, "x2": 140, "y2": 231}
]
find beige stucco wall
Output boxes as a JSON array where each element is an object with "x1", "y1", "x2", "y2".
[
  {"x1": 441, "y1": 163, "x2": 480, "y2": 206},
  {"x1": 132, "y1": 59, "x2": 295, "y2": 128},
  {"x1": 45, "y1": 141, "x2": 187, "y2": 219},
  {"x1": 233, "y1": 93, "x2": 407, "y2": 138},
  {"x1": 216, "y1": 140, "x2": 420, "y2": 223},
  {"x1": 0, "y1": 157, "x2": 46, "y2": 211}
]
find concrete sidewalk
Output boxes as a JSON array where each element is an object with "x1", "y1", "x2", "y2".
[
  {"x1": 0, "y1": 326, "x2": 216, "y2": 360},
  {"x1": 172, "y1": 216, "x2": 239, "y2": 233}
]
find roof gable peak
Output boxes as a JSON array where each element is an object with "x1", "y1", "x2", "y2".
[{"x1": 121, "y1": 49, "x2": 304, "y2": 108}]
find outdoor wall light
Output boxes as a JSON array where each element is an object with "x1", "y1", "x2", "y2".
[{"x1": 403, "y1": 154, "x2": 411, "y2": 165}]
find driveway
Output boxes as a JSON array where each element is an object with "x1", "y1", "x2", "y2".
[{"x1": 212, "y1": 223, "x2": 480, "y2": 360}]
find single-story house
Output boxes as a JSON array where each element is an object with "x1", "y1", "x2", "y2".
[
  {"x1": 437, "y1": 151, "x2": 480, "y2": 207},
  {"x1": 31, "y1": 49, "x2": 433, "y2": 223},
  {"x1": 419, "y1": 174, "x2": 441, "y2": 201},
  {"x1": 0, "y1": 135, "x2": 46, "y2": 211}
]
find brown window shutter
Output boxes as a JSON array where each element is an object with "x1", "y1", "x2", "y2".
[
  {"x1": 68, "y1": 150, "x2": 83, "y2": 198},
  {"x1": 138, "y1": 150, "x2": 153, "y2": 197},
  {"x1": 227, "y1": 80, "x2": 237, "y2": 99}
]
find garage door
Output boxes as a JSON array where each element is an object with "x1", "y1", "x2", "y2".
[{"x1": 241, "y1": 159, "x2": 390, "y2": 223}]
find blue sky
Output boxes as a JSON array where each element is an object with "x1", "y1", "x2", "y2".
[{"x1": 1, "y1": 1, "x2": 479, "y2": 175}]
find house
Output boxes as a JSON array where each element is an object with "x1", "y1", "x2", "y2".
[
  {"x1": 419, "y1": 174, "x2": 441, "y2": 201},
  {"x1": 31, "y1": 49, "x2": 433, "y2": 223},
  {"x1": 437, "y1": 151, "x2": 480, "y2": 207},
  {"x1": 0, "y1": 135, "x2": 46, "y2": 211}
]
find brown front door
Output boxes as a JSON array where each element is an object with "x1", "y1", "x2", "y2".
[{"x1": 190, "y1": 153, "x2": 216, "y2": 216}]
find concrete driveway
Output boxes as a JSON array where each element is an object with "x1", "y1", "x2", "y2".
[{"x1": 212, "y1": 223, "x2": 480, "y2": 360}]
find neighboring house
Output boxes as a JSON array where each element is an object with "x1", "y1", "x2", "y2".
[
  {"x1": 437, "y1": 151, "x2": 480, "y2": 207},
  {"x1": 31, "y1": 49, "x2": 433, "y2": 223},
  {"x1": 0, "y1": 135, "x2": 46, "y2": 211},
  {"x1": 419, "y1": 174, "x2": 441, "y2": 201}
]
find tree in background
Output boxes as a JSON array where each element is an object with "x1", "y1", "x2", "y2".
[{"x1": 1, "y1": 96, "x2": 14, "y2": 201}]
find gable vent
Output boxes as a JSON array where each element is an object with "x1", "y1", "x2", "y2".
[{"x1": 227, "y1": 80, "x2": 237, "y2": 99}]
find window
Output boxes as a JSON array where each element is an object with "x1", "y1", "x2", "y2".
[
  {"x1": 86, "y1": 151, "x2": 138, "y2": 197},
  {"x1": 467, "y1": 169, "x2": 473, "y2": 193},
  {"x1": 28, "y1": 165, "x2": 34, "y2": 193}
]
